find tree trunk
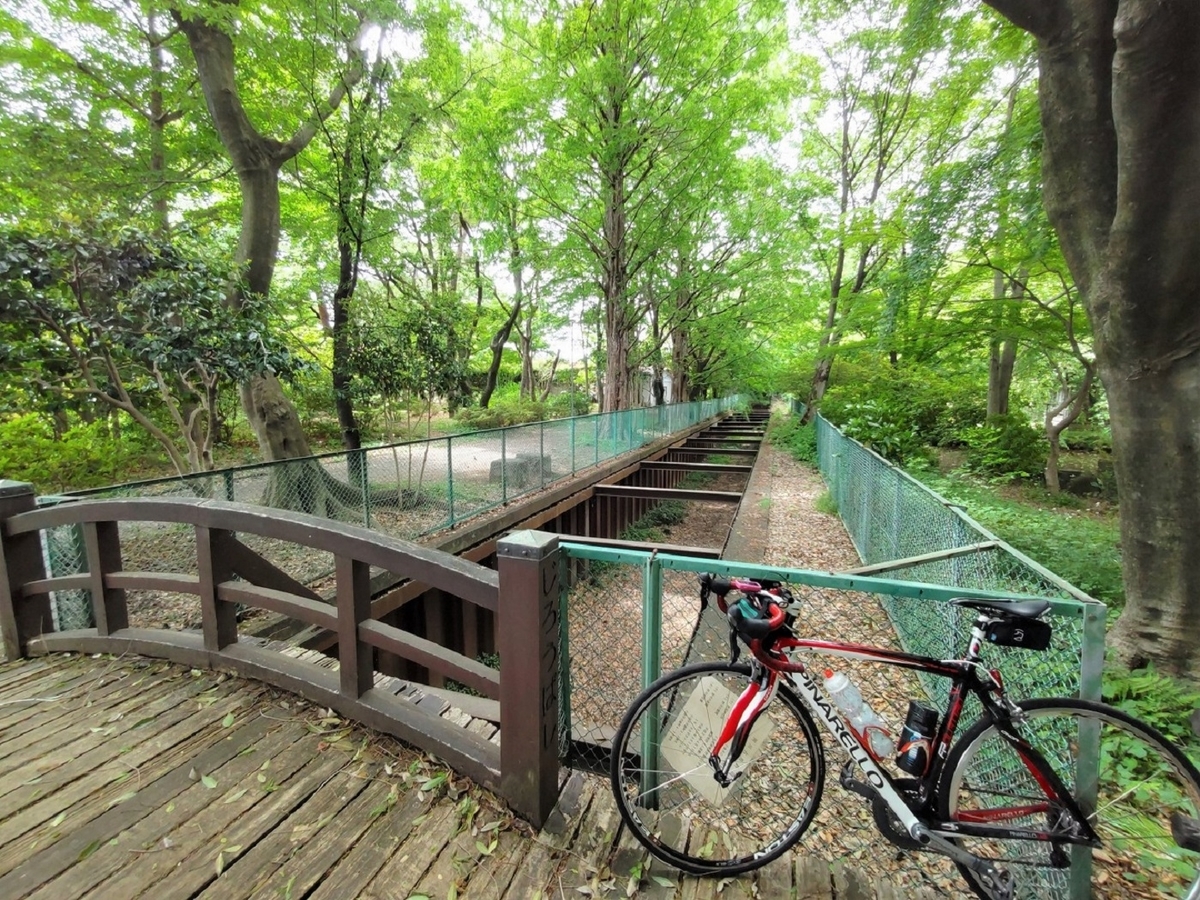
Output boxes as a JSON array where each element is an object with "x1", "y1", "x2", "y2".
[
  {"x1": 332, "y1": 230, "x2": 362, "y2": 452},
  {"x1": 987, "y1": 272, "x2": 1020, "y2": 417},
  {"x1": 985, "y1": 0, "x2": 1200, "y2": 674},
  {"x1": 177, "y1": 10, "x2": 360, "y2": 462},
  {"x1": 480, "y1": 297, "x2": 521, "y2": 409}
]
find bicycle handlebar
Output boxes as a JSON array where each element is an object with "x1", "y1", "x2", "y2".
[{"x1": 699, "y1": 573, "x2": 790, "y2": 643}]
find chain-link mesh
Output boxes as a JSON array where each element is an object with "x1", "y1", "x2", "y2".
[
  {"x1": 36, "y1": 496, "x2": 93, "y2": 631},
  {"x1": 560, "y1": 408, "x2": 1102, "y2": 897},
  {"x1": 562, "y1": 558, "x2": 734, "y2": 775},
  {"x1": 37, "y1": 398, "x2": 738, "y2": 607}
]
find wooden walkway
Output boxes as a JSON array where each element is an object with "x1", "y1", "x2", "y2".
[{"x1": 0, "y1": 653, "x2": 942, "y2": 900}]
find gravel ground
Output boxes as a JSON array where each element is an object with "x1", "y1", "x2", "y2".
[{"x1": 758, "y1": 444, "x2": 971, "y2": 897}]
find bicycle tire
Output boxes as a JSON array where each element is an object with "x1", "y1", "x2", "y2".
[
  {"x1": 610, "y1": 661, "x2": 825, "y2": 875},
  {"x1": 938, "y1": 697, "x2": 1200, "y2": 899}
]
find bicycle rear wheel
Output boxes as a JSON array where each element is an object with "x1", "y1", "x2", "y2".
[
  {"x1": 610, "y1": 661, "x2": 824, "y2": 876},
  {"x1": 939, "y1": 697, "x2": 1200, "y2": 899}
]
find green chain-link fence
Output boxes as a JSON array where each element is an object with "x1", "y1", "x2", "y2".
[
  {"x1": 812, "y1": 413, "x2": 1106, "y2": 707},
  {"x1": 555, "y1": 407, "x2": 1105, "y2": 897},
  {"x1": 31, "y1": 397, "x2": 742, "y2": 631}
]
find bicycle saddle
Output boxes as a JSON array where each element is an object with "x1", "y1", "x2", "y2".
[{"x1": 951, "y1": 597, "x2": 1051, "y2": 619}]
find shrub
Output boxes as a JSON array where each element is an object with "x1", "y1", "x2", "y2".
[
  {"x1": 453, "y1": 392, "x2": 587, "y2": 431},
  {"x1": 1061, "y1": 424, "x2": 1112, "y2": 453},
  {"x1": 819, "y1": 363, "x2": 987, "y2": 449},
  {"x1": 0, "y1": 413, "x2": 157, "y2": 492},
  {"x1": 769, "y1": 415, "x2": 817, "y2": 463},
  {"x1": 963, "y1": 414, "x2": 1046, "y2": 480},
  {"x1": 837, "y1": 399, "x2": 929, "y2": 465},
  {"x1": 1104, "y1": 664, "x2": 1200, "y2": 753}
]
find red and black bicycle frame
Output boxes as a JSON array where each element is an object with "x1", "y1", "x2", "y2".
[{"x1": 744, "y1": 631, "x2": 1102, "y2": 851}]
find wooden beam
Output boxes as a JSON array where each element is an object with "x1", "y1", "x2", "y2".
[
  {"x1": 639, "y1": 461, "x2": 753, "y2": 473},
  {"x1": 668, "y1": 447, "x2": 758, "y2": 457},
  {"x1": 594, "y1": 485, "x2": 742, "y2": 503}
]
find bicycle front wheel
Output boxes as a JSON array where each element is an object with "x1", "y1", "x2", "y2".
[
  {"x1": 610, "y1": 661, "x2": 825, "y2": 876},
  {"x1": 939, "y1": 697, "x2": 1200, "y2": 899}
]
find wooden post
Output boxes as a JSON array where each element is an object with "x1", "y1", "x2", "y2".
[
  {"x1": 337, "y1": 555, "x2": 373, "y2": 698},
  {"x1": 496, "y1": 530, "x2": 561, "y2": 827},
  {"x1": 83, "y1": 521, "x2": 128, "y2": 635},
  {"x1": 196, "y1": 526, "x2": 238, "y2": 651},
  {"x1": 0, "y1": 481, "x2": 52, "y2": 659}
]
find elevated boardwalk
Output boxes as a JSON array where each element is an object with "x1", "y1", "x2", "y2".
[{"x1": 0, "y1": 654, "x2": 936, "y2": 900}]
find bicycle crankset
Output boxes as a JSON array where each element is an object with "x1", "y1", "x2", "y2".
[{"x1": 837, "y1": 762, "x2": 923, "y2": 851}]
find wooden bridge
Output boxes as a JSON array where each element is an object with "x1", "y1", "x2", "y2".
[{"x1": 0, "y1": 651, "x2": 933, "y2": 900}]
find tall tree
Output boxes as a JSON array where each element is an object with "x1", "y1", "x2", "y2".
[
  {"x1": 531, "y1": 0, "x2": 787, "y2": 411},
  {"x1": 0, "y1": 0, "x2": 216, "y2": 228},
  {"x1": 172, "y1": 0, "x2": 370, "y2": 461},
  {"x1": 797, "y1": 0, "x2": 992, "y2": 419},
  {"x1": 981, "y1": 1, "x2": 1200, "y2": 674}
]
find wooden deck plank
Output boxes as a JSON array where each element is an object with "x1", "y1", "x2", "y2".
[
  {"x1": 410, "y1": 818, "x2": 479, "y2": 899},
  {"x1": 306, "y1": 787, "x2": 432, "y2": 900},
  {"x1": 27, "y1": 722, "x2": 310, "y2": 900},
  {"x1": 0, "y1": 663, "x2": 155, "y2": 744},
  {"x1": 0, "y1": 670, "x2": 215, "y2": 806},
  {"x1": 183, "y1": 748, "x2": 350, "y2": 897},
  {"x1": 0, "y1": 685, "x2": 272, "y2": 880},
  {"x1": 796, "y1": 855, "x2": 834, "y2": 899},
  {"x1": 79, "y1": 723, "x2": 320, "y2": 900},
  {"x1": 0, "y1": 659, "x2": 69, "y2": 704},
  {"x1": 360, "y1": 800, "x2": 461, "y2": 900},
  {"x1": 609, "y1": 827, "x2": 658, "y2": 898},
  {"x1": 831, "y1": 858, "x2": 873, "y2": 900},
  {"x1": 196, "y1": 753, "x2": 377, "y2": 900},
  {"x1": 549, "y1": 787, "x2": 622, "y2": 899},
  {"x1": 233, "y1": 779, "x2": 395, "y2": 900},
  {"x1": 457, "y1": 824, "x2": 532, "y2": 900},
  {"x1": 756, "y1": 852, "x2": 795, "y2": 900},
  {"x1": 0, "y1": 658, "x2": 52, "y2": 687},
  {"x1": 499, "y1": 772, "x2": 594, "y2": 900},
  {"x1": 0, "y1": 709, "x2": 278, "y2": 900},
  {"x1": 0, "y1": 660, "x2": 184, "y2": 748}
]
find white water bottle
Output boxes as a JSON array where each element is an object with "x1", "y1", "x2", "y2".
[{"x1": 823, "y1": 669, "x2": 895, "y2": 761}]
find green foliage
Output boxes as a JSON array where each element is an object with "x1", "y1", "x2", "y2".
[
  {"x1": 1103, "y1": 665, "x2": 1200, "y2": 754},
  {"x1": 1061, "y1": 424, "x2": 1112, "y2": 453},
  {"x1": 769, "y1": 415, "x2": 817, "y2": 463},
  {"x1": 453, "y1": 391, "x2": 580, "y2": 430},
  {"x1": 0, "y1": 413, "x2": 163, "y2": 492},
  {"x1": 0, "y1": 221, "x2": 305, "y2": 472},
  {"x1": 814, "y1": 492, "x2": 838, "y2": 516},
  {"x1": 963, "y1": 414, "x2": 1046, "y2": 481},
  {"x1": 820, "y1": 363, "x2": 987, "y2": 449},
  {"x1": 913, "y1": 470, "x2": 1124, "y2": 609},
  {"x1": 835, "y1": 399, "x2": 929, "y2": 465}
]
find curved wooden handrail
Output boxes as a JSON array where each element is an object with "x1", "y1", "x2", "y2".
[
  {"x1": 10, "y1": 497, "x2": 499, "y2": 608},
  {"x1": 0, "y1": 483, "x2": 564, "y2": 826}
]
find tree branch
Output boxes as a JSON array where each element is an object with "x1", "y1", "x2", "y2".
[
  {"x1": 981, "y1": 0, "x2": 1065, "y2": 39},
  {"x1": 282, "y1": 57, "x2": 367, "y2": 162}
]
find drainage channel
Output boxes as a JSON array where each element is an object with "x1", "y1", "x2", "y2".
[{"x1": 269, "y1": 406, "x2": 771, "y2": 731}]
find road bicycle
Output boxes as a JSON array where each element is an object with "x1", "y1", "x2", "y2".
[{"x1": 609, "y1": 574, "x2": 1200, "y2": 899}]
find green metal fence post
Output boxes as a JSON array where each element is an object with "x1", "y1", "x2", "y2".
[
  {"x1": 641, "y1": 552, "x2": 663, "y2": 801},
  {"x1": 446, "y1": 438, "x2": 455, "y2": 527},
  {"x1": 558, "y1": 551, "x2": 572, "y2": 763},
  {"x1": 540, "y1": 420, "x2": 546, "y2": 489},
  {"x1": 501, "y1": 428, "x2": 508, "y2": 503},
  {"x1": 594, "y1": 415, "x2": 600, "y2": 467},
  {"x1": 570, "y1": 416, "x2": 577, "y2": 474},
  {"x1": 356, "y1": 448, "x2": 370, "y2": 528}
]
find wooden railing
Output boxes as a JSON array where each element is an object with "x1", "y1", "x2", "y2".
[{"x1": 0, "y1": 480, "x2": 561, "y2": 827}]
